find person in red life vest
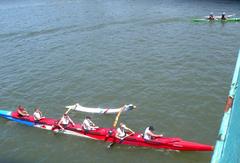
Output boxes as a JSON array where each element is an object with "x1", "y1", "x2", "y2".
[
  {"x1": 33, "y1": 108, "x2": 45, "y2": 121},
  {"x1": 16, "y1": 105, "x2": 29, "y2": 117},
  {"x1": 143, "y1": 126, "x2": 163, "y2": 140},
  {"x1": 57, "y1": 113, "x2": 75, "y2": 130}
]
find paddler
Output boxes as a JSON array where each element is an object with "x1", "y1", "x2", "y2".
[
  {"x1": 143, "y1": 126, "x2": 163, "y2": 140},
  {"x1": 208, "y1": 12, "x2": 215, "y2": 20},
  {"x1": 115, "y1": 122, "x2": 135, "y2": 140},
  {"x1": 82, "y1": 116, "x2": 99, "y2": 130},
  {"x1": 33, "y1": 107, "x2": 45, "y2": 121},
  {"x1": 221, "y1": 12, "x2": 226, "y2": 20},
  {"x1": 57, "y1": 113, "x2": 75, "y2": 130},
  {"x1": 16, "y1": 105, "x2": 29, "y2": 117}
]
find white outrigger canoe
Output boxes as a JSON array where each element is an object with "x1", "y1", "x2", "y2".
[{"x1": 65, "y1": 103, "x2": 136, "y2": 114}]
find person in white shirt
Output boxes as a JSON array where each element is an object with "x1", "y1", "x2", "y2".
[
  {"x1": 57, "y1": 113, "x2": 75, "y2": 130},
  {"x1": 116, "y1": 123, "x2": 134, "y2": 140},
  {"x1": 143, "y1": 126, "x2": 163, "y2": 140},
  {"x1": 33, "y1": 108, "x2": 45, "y2": 121},
  {"x1": 107, "y1": 123, "x2": 135, "y2": 149},
  {"x1": 82, "y1": 116, "x2": 99, "y2": 130}
]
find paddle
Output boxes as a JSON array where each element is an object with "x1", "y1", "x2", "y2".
[
  {"x1": 107, "y1": 132, "x2": 134, "y2": 149},
  {"x1": 113, "y1": 106, "x2": 124, "y2": 128},
  {"x1": 227, "y1": 14, "x2": 235, "y2": 18},
  {"x1": 64, "y1": 108, "x2": 72, "y2": 114},
  {"x1": 107, "y1": 106, "x2": 125, "y2": 149}
]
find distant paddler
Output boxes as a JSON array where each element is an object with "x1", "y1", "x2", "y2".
[
  {"x1": 221, "y1": 12, "x2": 226, "y2": 20},
  {"x1": 208, "y1": 12, "x2": 215, "y2": 20},
  {"x1": 207, "y1": 12, "x2": 230, "y2": 20}
]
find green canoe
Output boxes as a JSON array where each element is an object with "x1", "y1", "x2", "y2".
[{"x1": 192, "y1": 18, "x2": 240, "y2": 22}]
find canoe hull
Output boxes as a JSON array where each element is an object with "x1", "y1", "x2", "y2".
[
  {"x1": 0, "y1": 109, "x2": 213, "y2": 151},
  {"x1": 192, "y1": 18, "x2": 240, "y2": 22}
]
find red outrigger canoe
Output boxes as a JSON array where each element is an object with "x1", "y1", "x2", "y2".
[{"x1": 0, "y1": 109, "x2": 213, "y2": 151}]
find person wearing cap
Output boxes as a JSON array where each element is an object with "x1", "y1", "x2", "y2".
[
  {"x1": 57, "y1": 113, "x2": 75, "y2": 130},
  {"x1": 208, "y1": 12, "x2": 215, "y2": 20},
  {"x1": 82, "y1": 116, "x2": 99, "y2": 130},
  {"x1": 16, "y1": 105, "x2": 29, "y2": 117},
  {"x1": 33, "y1": 108, "x2": 45, "y2": 121},
  {"x1": 115, "y1": 122, "x2": 135, "y2": 140},
  {"x1": 143, "y1": 126, "x2": 163, "y2": 141},
  {"x1": 221, "y1": 12, "x2": 226, "y2": 20}
]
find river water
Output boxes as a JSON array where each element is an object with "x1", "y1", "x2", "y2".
[{"x1": 0, "y1": 0, "x2": 240, "y2": 162}]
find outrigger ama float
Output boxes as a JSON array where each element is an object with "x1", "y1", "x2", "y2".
[
  {"x1": 65, "y1": 103, "x2": 136, "y2": 114},
  {"x1": 0, "y1": 108, "x2": 213, "y2": 151}
]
